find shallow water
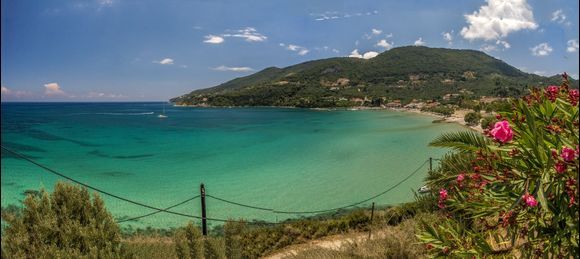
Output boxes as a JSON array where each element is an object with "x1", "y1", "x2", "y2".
[{"x1": 1, "y1": 103, "x2": 464, "y2": 228}]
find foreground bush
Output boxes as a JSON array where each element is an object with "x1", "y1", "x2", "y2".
[
  {"x1": 419, "y1": 75, "x2": 579, "y2": 257},
  {"x1": 1, "y1": 182, "x2": 124, "y2": 258}
]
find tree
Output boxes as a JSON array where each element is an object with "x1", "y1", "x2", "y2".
[
  {"x1": 1, "y1": 182, "x2": 124, "y2": 258},
  {"x1": 463, "y1": 111, "x2": 482, "y2": 126}
]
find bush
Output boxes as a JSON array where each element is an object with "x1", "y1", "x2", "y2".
[
  {"x1": 463, "y1": 111, "x2": 482, "y2": 126},
  {"x1": 174, "y1": 222, "x2": 204, "y2": 259},
  {"x1": 419, "y1": 76, "x2": 579, "y2": 257},
  {"x1": 0, "y1": 182, "x2": 124, "y2": 258},
  {"x1": 422, "y1": 106, "x2": 455, "y2": 117},
  {"x1": 480, "y1": 115, "x2": 496, "y2": 129}
]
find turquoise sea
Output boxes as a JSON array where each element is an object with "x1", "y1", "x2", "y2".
[{"x1": 1, "y1": 102, "x2": 464, "y2": 229}]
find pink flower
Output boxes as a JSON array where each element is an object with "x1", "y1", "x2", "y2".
[
  {"x1": 569, "y1": 89, "x2": 579, "y2": 106},
  {"x1": 457, "y1": 173, "x2": 465, "y2": 182},
  {"x1": 439, "y1": 189, "x2": 448, "y2": 200},
  {"x1": 522, "y1": 193, "x2": 538, "y2": 207},
  {"x1": 561, "y1": 147, "x2": 577, "y2": 162},
  {"x1": 546, "y1": 85, "x2": 559, "y2": 102},
  {"x1": 490, "y1": 120, "x2": 513, "y2": 143},
  {"x1": 555, "y1": 162, "x2": 567, "y2": 173}
]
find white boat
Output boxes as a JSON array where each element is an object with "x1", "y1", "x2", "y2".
[
  {"x1": 418, "y1": 185, "x2": 431, "y2": 193},
  {"x1": 158, "y1": 103, "x2": 168, "y2": 118}
]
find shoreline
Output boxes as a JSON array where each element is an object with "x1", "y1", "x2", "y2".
[{"x1": 173, "y1": 104, "x2": 484, "y2": 133}]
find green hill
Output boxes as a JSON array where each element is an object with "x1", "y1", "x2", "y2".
[{"x1": 171, "y1": 46, "x2": 575, "y2": 107}]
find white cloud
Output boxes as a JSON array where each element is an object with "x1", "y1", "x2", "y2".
[
  {"x1": 376, "y1": 39, "x2": 394, "y2": 50},
  {"x1": 157, "y1": 58, "x2": 174, "y2": 65},
  {"x1": 363, "y1": 51, "x2": 379, "y2": 59},
  {"x1": 203, "y1": 35, "x2": 224, "y2": 44},
  {"x1": 348, "y1": 49, "x2": 378, "y2": 59},
  {"x1": 1, "y1": 86, "x2": 10, "y2": 95},
  {"x1": 44, "y1": 83, "x2": 65, "y2": 96},
  {"x1": 551, "y1": 9, "x2": 566, "y2": 23},
  {"x1": 87, "y1": 91, "x2": 124, "y2": 98},
  {"x1": 280, "y1": 43, "x2": 309, "y2": 56},
  {"x1": 567, "y1": 39, "x2": 579, "y2": 53},
  {"x1": 212, "y1": 66, "x2": 254, "y2": 72},
  {"x1": 349, "y1": 49, "x2": 362, "y2": 58},
  {"x1": 222, "y1": 27, "x2": 267, "y2": 42},
  {"x1": 496, "y1": 40, "x2": 511, "y2": 49},
  {"x1": 372, "y1": 28, "x2": 382, "y2": 35},
  {"x1": 480, "y1": 44, "x2": 498, "y2": 52},
  {"x1": 414, "y1": 37, "x2": 426, "y2": 46},
  {"x1": 99, "y1": 0, "x2": 113, "y2": 7},
  {"x1": 311, "y1": 10, "x2": 379, "y2": 21},
  {"x1": 1, "y1": 86, "x2": 31, "y2": 99},
  {"x1": 460, "y1": 0, "x2": 537, "y2": 41},
  {"x1": 530, "y1": 43, "x2": 553, "y2": 56},
  {"x1": 332, "y1": 49, "x2": 340, "y2": 53},
  {"x1": 442, "y1": 31, "x2": 453, "y2": 45}
]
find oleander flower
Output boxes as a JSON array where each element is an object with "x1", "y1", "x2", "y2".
[
  {"x1": 522, "y1": 193, "x2": 538, "y2": 207},
  {"x1": 490, "y1": 120, "x2": 513, "y2": 143},
  {"x1": 555, "y1": 162, "x2": 567, "y2": 173},
  {"x1": 561, "y1": 147, "x2": 577, "y2": 162},
  {"x1": 546, "y1": 85, "x2": 559, "y2": 102},
  {"x1": 569, "y1": 89, "x2": 579, "y2": 106},
  {"x1": 439, "y1": 189, "x2": 448, "y2": 200}
]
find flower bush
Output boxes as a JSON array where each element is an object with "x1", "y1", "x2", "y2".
[{"x1": 418, "y1": 74, "x2": 579, "y2": 257}]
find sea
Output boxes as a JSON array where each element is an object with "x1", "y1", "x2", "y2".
[{"x1": 1, "y1": 102, "x2": 465, "y2": 229}]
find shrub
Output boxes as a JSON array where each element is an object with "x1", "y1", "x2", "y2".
[
  {"x1": 0, "y1": 182, "x2": 124, "y2": 258},
  {"x1": 224, "y1": 221, "x2": 246, "y2": 259},
  {"x1": 204, "y1": 237, "x2": 225, "y2": 259},
  {"x1": 480, "y1": 115, "x2": 497, "y2": 129},
  {"x1": 418, "y1": 75, "x2": 579, "y2": 257},
  {"x1": 422, "y1": 106, "x2": 455, "y2": 117},
  {"x1": 463, "y1": 111, "x2": 482, "y2": 126},
  {"x1": 174, "y1": 222, "x2": 204, "y2": 259}
]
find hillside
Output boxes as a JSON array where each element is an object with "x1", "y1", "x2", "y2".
[{"x1": 171, "y1": 46, "x2": 575, "y2": 108}]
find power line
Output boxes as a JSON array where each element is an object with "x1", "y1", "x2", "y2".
[
  {"x1": 1, "y1": 145, "x2": 200, "y2": 220},
  {"x1": 206, "y1": 194, "x2": 273, "y2": 212},
  {"x1": 2, "y1": 145, "x2": 431, "y2": 225},
  {"x1": 117, "y1": 195, "x2": 200, "y2": 223},
  {"x1": 1, "y1": 145, "x2": 278, "y2": 225},
  {"x1": 205, "y1": 159, "x2": 429, "y2": 214}
]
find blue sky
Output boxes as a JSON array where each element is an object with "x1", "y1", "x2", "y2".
[{"x1": 1, "y1": 0, "x2": 578, "y2": 101}]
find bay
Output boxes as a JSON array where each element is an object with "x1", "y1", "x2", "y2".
[{"x1": 1, "y1": 102, "x2": 463, "y2": 228}]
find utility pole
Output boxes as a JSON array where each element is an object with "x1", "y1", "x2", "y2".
[
  {"x1": 200, "y1": 183, "x2": 207, "y2": 236},
  {"x1": 368, "y1": 202, "x2": 375, "y2": 239}
]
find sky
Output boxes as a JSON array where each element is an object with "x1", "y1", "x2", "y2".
[{"x1": 1, "y1": 0, "x2": 579, "y2": 102}]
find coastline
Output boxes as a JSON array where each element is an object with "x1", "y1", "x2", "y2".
[{"x1": 173, "y1": 104, "x2": 484, "y2": 133}]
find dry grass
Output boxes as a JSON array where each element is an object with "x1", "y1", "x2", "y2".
[
  {"x1": 269, "y1": 213, "x2": 438, "y2": 259},
  {"x1": 122, "y1": 235, "x2": 177, "y2": 259}
]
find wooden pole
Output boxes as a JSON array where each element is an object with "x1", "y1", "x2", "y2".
[
  {"x1": 368, "y1": 202, "x2": 375, "y2": 239},
  {"x1": 200, "y1": 183, "x2": 207, "y2": 236},
  {"x1": 429, "y1": 157, "x2": 433, "y2": 171}
]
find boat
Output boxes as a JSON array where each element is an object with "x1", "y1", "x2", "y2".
[
  {"x1": 158, "y1": 103, "x2": 168, "y2": 118},
  {"x1": 418, "y1": 185, "x2": 431, "y2": 193}
]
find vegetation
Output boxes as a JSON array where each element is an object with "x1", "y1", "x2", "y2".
[
  {"x1": 463, "y1": 111, "x2": 482, "y2": 126},
  {"x1": 172, "y1": 46, "x2": 576, "y2": 108},
  {"x1": 1, "y1": 182, "x2": 126, "y2": 258},
  {"x1": 421, "y1": 105, "x2": 455, "y2": 117},
  {"x1": 418, "y1": 75, "x2": 579, "y2": 257}
]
